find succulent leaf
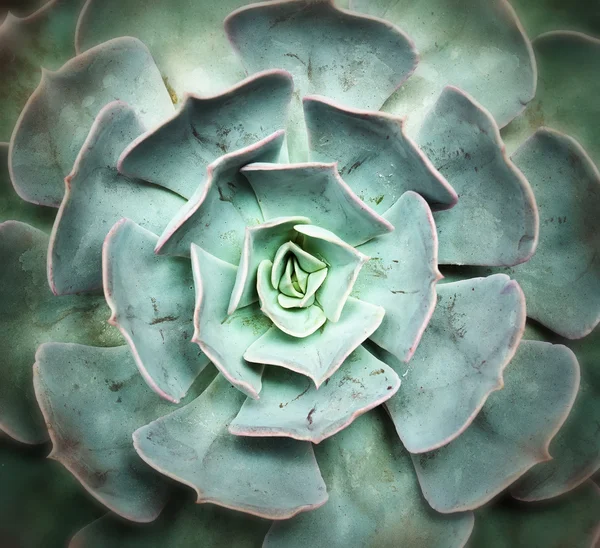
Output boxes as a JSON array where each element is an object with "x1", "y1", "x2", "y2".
[
  {"x1": 191, "y1": 244, "x2": 270, "y2": 399},
  {"x1": 242, "y1": 162, "x2": 393, "y2": 247},
  {"x1": 352, "y1": 0, "x2": 536, "y2": 132},
  {"x1": 0, "y1": 221, "x2": 121, "y2": 445},
  {"x1": 48, "y1": 101, "x2": 185, "y2": 295},
  {"x1": 133, "y1": 374, "x2": 329, "y2": 520},
  {"x1": 244, "y1": 296, "x2": 385, "y2": 387},
  {"x1": 265, "y1": 408, "x2": 474, "y2": 548},
  {"x1": 303, "y1": 95, "x2": 457, "y2": 212},
  {"x1": 411, "y1": 340, "x2": 580, "y2": 513},
  {"x1": 118, "y1": 70, "x2": 294, "y2": 199},
  {"x1": 9, "y1": 37, "x2": 173, "y2": 207},
  {"x1": 103, "y1": 219, "x2": 209, "y2": 404},
  {"x1": 353, "y1": 191, "x2": 440, "y2": 362},
  {"x1": 229, "y1": 345, "x2": 400, "y2": 443},
  {"x1": 417, "y1": 86, "x2": 538, "y2": 267},
  {"x1": 155, "y1": 132, "x2": 284, "y2": 263}
]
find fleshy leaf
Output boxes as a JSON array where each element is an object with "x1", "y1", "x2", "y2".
[
  {"x1": 48, "y1": 101, "x2": 184, "y2": 295},
  {"x1": 103, "y1": 219, "x2": 209, "y2": 404},
  {"x1": 0, "y1": 221, "x2": 121, "y2": 445},
  {"x1": 0, "y1": 143, "x2": 55, "y2": 232},
  {"x1": 70, "y1": 495, "x2": 271, "y2": 548},
  {"x1": 244, "y1": 296, "x2": 384, "y2": 387},
  {"x1": 353, "y1": 191, "x2": 440, "y2": 362},
  {"x1": 226, "y1": 0, "x2": 417, "y2": 160},
  {"x1": 265, "y1": 409, "x2": 474, "y2": 548},
  {"x1": 0, "y1": 0, "x2": 84, "y2": 141},
  {"x1": 230, "y1": 345, "x2": 399, "y2": 443},
  {"x1": 505, "y1": 128, "x2": 600, "y2": 339},
  {"x1": 242, "y1": 162, "x2": 393, "y2": 247},
  {"x1": 256, "y1": 259, "x2": 326, "y2": 338},
  {"x1": 228, "y1": 216, "x2": 310, "y2": 315},
  {"x1": 76, "y1": 0, "x2": 249, "y2": 97},
  {"x1": 155, "y1": 132, "x2": 283, "y2": 263},
  {"x1": 118, "y1": 70, "x2": 294, "y2": 199},
  {"x1": 9, "y1": 36, "x2": 173, "y2": 207},
  {"x1": 191, "y1": 244, "x2": 270, "y2": 399},
  {"x1": 0, "y1": 437, "x2": 103, "y2": 547},
  {"x1": 412, "y1": 340, "x2": 579, "y2": 513},
  {"x1": 133, "y1": 374, "x2": 328, "y2": 520},
  {"x1": 377, "y1": 274, "x2": 525, "y2": 453},
  {"x1": 352, "y1": 0, "x2": 536, "y2": 132},
  {"x1": 416, "y1": 86, "x2": 538, "y2": 266},
  {"x1": 303, "y1": 95, "x2": 457, "y2": 212},
  {"x1": 511, "y1": 324, "x2": 600, "y2": 501},
  {"x1": 502, "y1": 32, "x2": 600, "y2": 170},
  {"x1": 470, "y1": 481, "x2": 600, "y2": 548},
  {"x1": 33, "y1": 343, "x2": 214, "y2": 522}
]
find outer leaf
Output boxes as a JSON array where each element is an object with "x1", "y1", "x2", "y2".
[
  {"x1": 133, "y1": 374, "x2": 328, "y2": 520},
  {"x1": 0, "y1": 221, "x2": 121, "y2": 445},
  {"x1": 244, "y1": 296, "x2": 384, "y2": 387},
  {"x1": 76, "y1": 0, "x2": 249, "y2": 97},
  {"x1": 352, "y1": 0, "x2": 536, "y2": 132},
  {"x1": 70, "y1": 495, "x2": 270, "y2": 548},
  {"x1": 118, "y1": 70, "x2": 294, "y2": 199},
  {"x1": 412, "y1": 340, "x2": 580, "y2": 513},
  {"x1": 303, "y1": 95, "x2": 457, "y2": 212},
  {"x1": 34, "y1": 343, "x2": 215, "y2": 522},
  {"x1": 48, "y1": 101, "x2": 184, "y2": 295},
  {"x1": 0, "y1": 0, "x2": 84, "y2": 141},
  {"x1": 469, "y1": 481, "x2": 600, "y2": 548},
  {"x1": 354, "y1": 191, "x2": 440, "y2": 362},
  {"x1": 417, "y1": 86, "x2": 538, "y2": 267},
  {"x1": 191, "y1": 244, "x2": 270, "y2": 399},
  {"x1": 103, "y1": 219, "x2": 209, "y2": 404},
  {"x1": 265, "y1": 409, "x2": 474, "y2": 548},
  {"x1": 155, "y1": 132, "x2": 283, "y2": 263},
  {"x1": 242, "y1": 162, "x2": 393, "y2": 247},
  {"x1": 230, "y1": 345, "x2": 400, "y2": 443},
  {"x1": 506, "y1": 128, "x2": 600, "y2": 339},
  {"x1": 9, "y1": 37, "x2": 173, "y2": 207}
]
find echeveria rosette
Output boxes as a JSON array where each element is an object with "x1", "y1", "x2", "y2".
[{"x1": 0, "y1": 0, "x2": 599, "y2": 547}]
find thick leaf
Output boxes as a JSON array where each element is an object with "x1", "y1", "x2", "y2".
[
  {"x1": 34, "y1": 343, "x2": 215, "y2": 522},
  {"x1": 242, "y1": 162, "x2": 392, "y2": 247},
  {"x1": 0, "y1": 438, "x2": 103, "y2": 548},
  {"x1": 9, "y1": 37, "x2": 173, "y2": 207},
  {"x1": 354, "y1": 191, "x2": 440, "y2": 362},
  {"x1": 48, "y1": 101, "x2": 184, "y2": 295},
  {"x1": 230, "y1": 345, "x2": 400, "y2": 443},
  {"x1": 76, "y1": 0, "x2": 249, "y2": 97},
  {"x1": 133, "y1": 374, "x2": 328, "y2": 520},
  {"x1": 103, "y1": 219, "x2": 209, "y2": 404},
  {"x1": 352, "y1": 0, "x2": 536, "y2": 132},
  {"x1": 0, "y1": 221, "x2": 121, "y2": 445},
  {"x1": 417, "y1": 86, "x2": 538, "y2": 266},
  {"x1": 303, "y1": 95, "x2": 457, "y2": 212},
  {"x1": 226, "y1": 0, "x2": 417, "y2": 160},
  {"x1": 0, "y1": 0, "x2": 84, "y2": 141},
  {"x1": 0, "y1": 143, "x2": 54, "y2": 232},
  {"x1": 506, "y1": 128, "x2": 600, "y2": 339},
  {"x1": 71, "y1": 494, "x2": 270, "y2": 548},
  {"x1": 265, "y1": 409, "x2": 474, "y2": 548},
  {"x1": 118, "y1": 70, "x2": 294, "y2": 199},
  {"x1": 245, "y1": 296, "x2": 384, "y2": 387},
  {"x1": 191, "y1": 244, "x2": 270, "y2": 399},
  {"x1": 155, "y1": 132, "x2": 283, "y2": 263},
  {"x1": 412, "y1": 340, "x2": 580, "y2": 513},
  {"x1": 502, "y1": 32, "x2": 600, "y2": 170},
  {"x1": 469, "y1": 481, "x2": 600, "y2": 548}
]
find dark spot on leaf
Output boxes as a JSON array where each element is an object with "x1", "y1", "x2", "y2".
[{"x1": 150, "y1": 315, "x2": 179, "y2": 325}]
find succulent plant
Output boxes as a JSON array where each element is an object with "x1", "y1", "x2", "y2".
[{"x1": 1, "y1": 0, "x2": 599, "y2": 546}]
